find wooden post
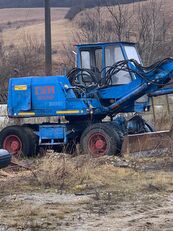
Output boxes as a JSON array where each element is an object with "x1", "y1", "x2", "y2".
[
  {"x1": 44, "y1": 0, "x2": 52, "y2": 76},
  {"x1": 151, "y1": 97, "x2": 156, "y2": 126}
]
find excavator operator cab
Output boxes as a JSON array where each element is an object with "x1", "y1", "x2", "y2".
[{"x1": 76, "y1": 42, "x2": 142, "y2": 85}]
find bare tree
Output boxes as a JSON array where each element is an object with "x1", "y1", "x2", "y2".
[
  {"x1": 0, "y1": 34, "x2": 45, "y2": 94},
  {"x1": 74, "y1": 5, "x2": 117, "y2": 43},
  {"x1": 74, "y1": 0, "x2": 173, "y2": 65},
  {"x1": 74, "y1": 1, "x2": 135, "y2": 43},
  {"x1": 136, "y1": 0, "x2": 173, "y2": 64},
  {"x1": 106, "y1": 3, "x2": 134, "y2": 41}
]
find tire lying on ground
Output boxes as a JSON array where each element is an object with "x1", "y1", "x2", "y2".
[
  {"x1": 0, "y1": 126, "x2": 38, "y2": 158},
  {"x1": 0, "y1": 149, "x2": 11, "y2": 169}
]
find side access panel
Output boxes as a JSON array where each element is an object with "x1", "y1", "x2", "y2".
[
  {"x1": 38, "y1": 125, "x2": 67, "y2": 145},
  {"x1": 8, "y1": 78, "x2": 32, "y2": 116},
  {"x1": 31, "y1": 76, "x2": 76, "y2": 116}
]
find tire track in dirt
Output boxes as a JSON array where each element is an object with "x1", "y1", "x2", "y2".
[{"x1": 64, "y1": 194, "x2": 173, "y2": 231}]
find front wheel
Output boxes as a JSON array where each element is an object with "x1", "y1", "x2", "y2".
[
  {"x1": 0, "y1": 126, "x2": 38, "y2": 158},
  {"x1": 80, "y1": 123, "x2": 121, "y2": 158}
]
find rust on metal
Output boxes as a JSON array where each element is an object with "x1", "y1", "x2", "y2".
[{"x1": 122, "y1": 130, "x2": 172, "y2": 157}]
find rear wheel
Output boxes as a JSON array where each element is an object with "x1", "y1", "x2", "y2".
[
  {"x1": 0, "y1": 126, "x2": 38, "y2": 158},
  {"x1": 80, "y1": 123, "x2": 121, "y2": 157}
]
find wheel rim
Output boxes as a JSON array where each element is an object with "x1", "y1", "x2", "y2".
[
  {"x1": 3, "y1": 135, "x2": 22, "y2": 156},
  {"x1": 88, "y1": 132, "x2": 109, "y2": 157}
]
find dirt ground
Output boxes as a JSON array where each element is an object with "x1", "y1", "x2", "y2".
[{"x1": 0, "y1": 154, "x2": 173, "y2": 231}]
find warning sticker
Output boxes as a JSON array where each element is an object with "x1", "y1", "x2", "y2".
[{"x1": 14, "y1": 85, "x2": 27, "y2": 91}]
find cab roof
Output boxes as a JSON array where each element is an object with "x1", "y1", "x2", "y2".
[{"x1": 75, "y1": 41, "x2": 136, "y2": 49}]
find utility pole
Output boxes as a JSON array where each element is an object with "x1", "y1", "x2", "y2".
[{"x1": 44, "y1": 0, "x2": 52, "y2": 76}]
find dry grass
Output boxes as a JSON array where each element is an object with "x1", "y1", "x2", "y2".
[
  {"x1": 36, "y1": 154, "x2": 107, "y2": 191},
  {"x1": 75, "y1": 0, "x2": 173, "y2": 28},
  {"x1": 1, "y1": 7, "x2": 75, "y2": 56},
  {"x1": 34, "y1": 154, "x2": 173, "y2": 195},
  {"x1": 0, "y1": 199, "x2": 77, "y2": 229},
  {"x1": 2, "y1": 19, "x2": 75, "y2": 49},
  {"x1": 0, "y1": 8, "x2": 69, "y2": 24},
  {"x1": 1, "y1": 153, "x2": 173, "y2": 196}
]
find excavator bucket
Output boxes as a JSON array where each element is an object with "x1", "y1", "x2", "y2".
[{"x1": 121, "y1": 130, "x2": 173, "y2": 157}]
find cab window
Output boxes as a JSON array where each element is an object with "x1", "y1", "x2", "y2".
[
  {"x1": 105, "y1": 45, "x2": 131, "y2": 85},
  {"x1": 81, "y1": 51, "x2": 91, "y2": 69},
  {"x1": 124, "y1": 45, "x2": 141, "y2": 63}
]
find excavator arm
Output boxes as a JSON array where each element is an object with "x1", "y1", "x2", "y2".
[{"x1": 97, "y1": 58, "x2": 173, "y2": 116}]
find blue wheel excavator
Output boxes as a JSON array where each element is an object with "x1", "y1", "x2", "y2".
[{"x1": 0, "y1": 41, "x2": 173, "y2": 158}]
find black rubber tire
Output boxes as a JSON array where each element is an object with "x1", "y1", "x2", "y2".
[
  {"x1": 80, "y1": 123, "x2": 121, "y2": 157},
  {"x1": 0, "y1": 125, "x2": 37, "y2": 157},
  {"x1": 23, "y1": 127, "x2": 39, "y2": 156},
  {"x1": 112, "y1": 124, "x2": 124, "y2": 155}
]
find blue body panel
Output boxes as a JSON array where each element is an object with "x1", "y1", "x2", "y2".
[
  {"x1": 38, "y1": 125, "x2": 67, "y2": 145},
  {"x1": 8, "y1": 76, "x2": 95, "y2": 117}
]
